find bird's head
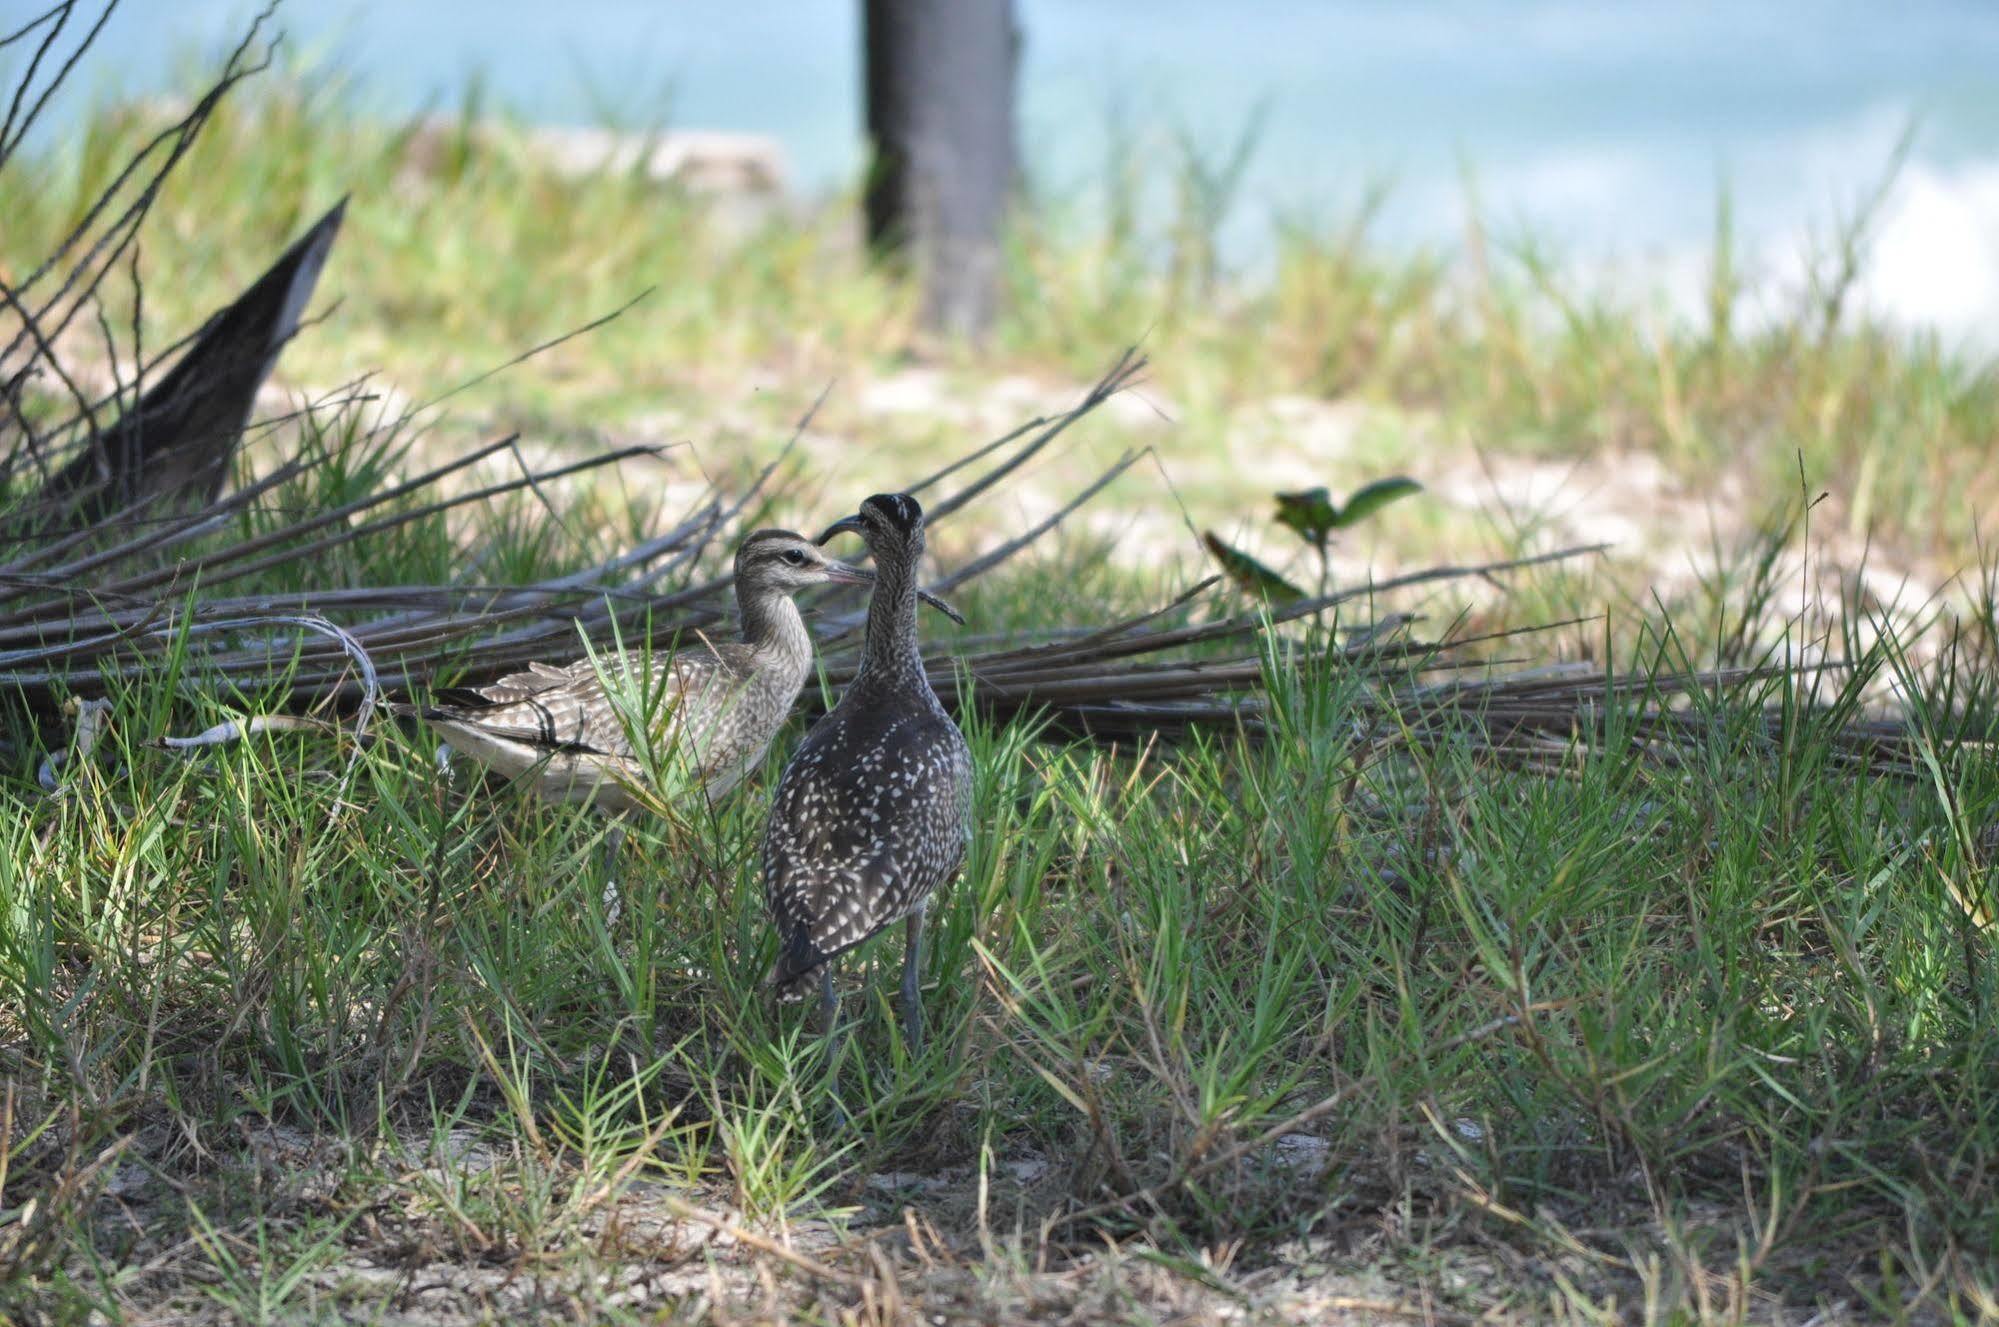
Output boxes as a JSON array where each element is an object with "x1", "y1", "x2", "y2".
[
  {"x1": 733, "y1": 529, "x2": 875, "y2": 596},
  {"x1": 815, "y1": 494, "x2": 963, "y2": 624},
  {"x1": 817, "y1": 492, "x2": 925, "y2": 556}
]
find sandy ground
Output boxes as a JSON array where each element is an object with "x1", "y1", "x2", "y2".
[{"x1": 66, "y1": 1116, "x2": 1737, "y2": 1325}]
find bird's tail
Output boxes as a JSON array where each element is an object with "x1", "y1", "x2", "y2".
[
  {"x1": 766, "y1": 931, "x2": 829, "y2": 1003},
  {"x1": 766, "y1": 966, "x2": 822, "y2": 1004}
]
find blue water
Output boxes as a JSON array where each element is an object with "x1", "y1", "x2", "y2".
[{"x1": 31, "y1": 1, "x2": 1999, "y2": 339}]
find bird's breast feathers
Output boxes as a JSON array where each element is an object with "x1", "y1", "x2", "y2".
[{"x1": 766, "y1": 717, "x2": 970, "y2": 870}]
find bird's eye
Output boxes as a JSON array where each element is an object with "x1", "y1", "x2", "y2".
[{"x1": 781, "y1": 548, "x2": 808, "y2": 566}]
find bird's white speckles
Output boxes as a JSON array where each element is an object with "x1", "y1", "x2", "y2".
[{"x1": 761, "y1": 502, "x2": 973, "y2": 988}]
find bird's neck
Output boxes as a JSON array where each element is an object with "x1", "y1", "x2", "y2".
[
  {"x1": 738, "y1": 587, "x2": 811, "y2": 676},
  {"x1": 857, "y1": 552, "x2": 925, "y2": 687}
]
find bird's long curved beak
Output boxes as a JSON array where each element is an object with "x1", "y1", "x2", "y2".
[
  {"x1": 816, "y1": 513, "x2": 867, "y2": 544},
  {"x1": 917, "y1": 588, "x2": 965, "y2": 625},
  {"x1": 815, "y1": 514, "x2": 962, "y2": 625}
]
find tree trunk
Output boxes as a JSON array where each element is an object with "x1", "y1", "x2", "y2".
[{"x1": 863, "y1": 0, "x2": 1018, "y2": 340}]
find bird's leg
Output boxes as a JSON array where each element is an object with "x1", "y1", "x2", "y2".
[
  {"x1": 599, "y1": 819, "x2": 627, "y2": 927},
  {"x1": 819, "y1": 963, "x2": 848, "y2": 1067},
  {"x1": 900, "y1": 904, "x2": 926, "y2": 1057},
  {"x1": 819, "y1": 963, "x2": 840, "y2": 1037},
  {"x1": 818, "y1": 963, "x2": 852, "y2": 1124}
]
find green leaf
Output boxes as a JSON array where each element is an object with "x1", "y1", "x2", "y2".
[
  {"x1": 1201, "y1": 531, "x2": 1304, "y2": 604},
  {"x1": 1272, "y1": 487, "x2": 1338, "y2": 546},
  {"x1": 1327, "y1": 475, "x2": 1422, "y2": 529}
]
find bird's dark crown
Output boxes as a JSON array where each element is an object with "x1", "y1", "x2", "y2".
[
  {"x1": 815, "y1": 493, "x2": 924, "y2": 551},
  {"x1": 858, "y1": 493, "x2": 923, "y2": 535}
]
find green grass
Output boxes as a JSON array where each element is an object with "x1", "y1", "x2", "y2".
[
  {"x1": 4, "y1": 50, "x2": 1999, "y2": 1327},
  {"x1": 2, "y1": 477, "x2": 1997, "y2": 1321}
]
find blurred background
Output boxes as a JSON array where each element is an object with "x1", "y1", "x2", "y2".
[
  {"x1": 9, "y1": 1, "x2": 1998, "y2": 608},
  {"x1": 82, "y1": 0, "x2": 1999, "y2": 342}
]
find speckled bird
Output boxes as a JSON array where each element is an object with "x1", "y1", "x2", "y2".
[
  {"x1": 762, "y1": 492, "x2": 973, "y2": 1053},
  {"x1": 402, "y1": 530, "x2": 881, "y2": 814}
]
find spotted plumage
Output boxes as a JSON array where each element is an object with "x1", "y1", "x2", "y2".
[
  {"x1": 761, "y1": 492, "x2": 972, "y2": 1052},
  {"x1": 396, "y1": 530, "x2": 874, "y2": 813}
]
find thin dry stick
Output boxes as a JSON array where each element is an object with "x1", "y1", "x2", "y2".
[
  {"x1": 0, "y1": 3, "x2": 118, "y2": 168},
  {"x1": 9, "y1": 10, "x2": 276, "y2": 364},
  {"x1": 924, "y1": 349, "x2": 1146, "y2": 527},
  {"x1": 652, "y1": 1194, "x2": 863, "y2": 1290},
  {"x1": 411, "y1": 287, "x2": 656, "y2": 416}
]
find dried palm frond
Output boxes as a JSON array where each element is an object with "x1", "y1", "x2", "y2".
[
  {"x1": 28, "y1": 200, "x2": 345, "y2": 526},
  {"x1": 0, "y1": 337, "x2": 1154, "y2": 704},
  {"x1": 3, "y1": 4, "x2": 282, "y2": 487}
]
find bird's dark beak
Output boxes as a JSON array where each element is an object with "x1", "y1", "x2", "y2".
[
  {"x1": 815, "y1": 514, "x2": 962, "y2": 625},
  {"x1": 816, "y1": 513, "x2": 867, "y2": 544},
  {"x1": 918, "y1": 588, "x2": 965, "y2": 626},
  {"x1": 819, "y1": 558, "x2": 875, "y2": 588}
]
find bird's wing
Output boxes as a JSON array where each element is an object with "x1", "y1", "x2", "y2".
[
  {"x1": 762, "y1": 747, "x2": 880, "y2": 967},
  {"x1": 426, "y1": 647, "x2": 732, "y2": 757},
  {"x1": 435, "y1": 657, "x2": 589, "y2": 709},
  {"x1": 760, "y1": 714, "x2": 972, "y2": 989}
]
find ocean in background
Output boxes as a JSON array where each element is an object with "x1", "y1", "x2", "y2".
[{"x1": 37, "y1": 1, "x2": 1999, "y2": 345}]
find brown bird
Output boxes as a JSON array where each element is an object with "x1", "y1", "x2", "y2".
[{"x1": 403, "y1": 530, "x2": 882, "y2": 813}]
